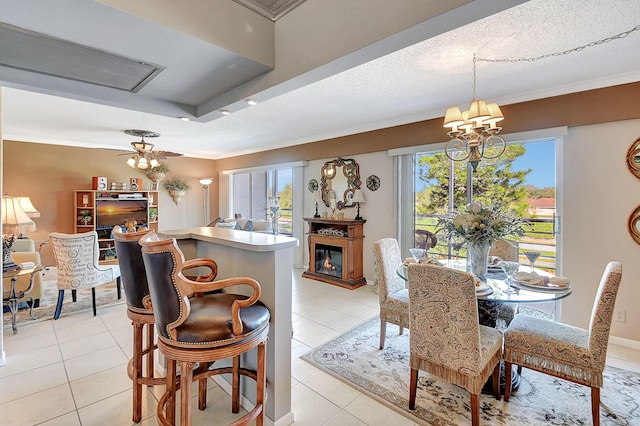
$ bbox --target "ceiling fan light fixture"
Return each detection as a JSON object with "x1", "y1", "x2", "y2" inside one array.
[
  {"x1": 127, "y1": 156, "x2": 137, "y2": 167},
  {"x1": 137, "y1": 156, "x2": 148, "y2": 169},
  {"x1": 149, "y1": 158, "x2": 159, "y2": 168}
]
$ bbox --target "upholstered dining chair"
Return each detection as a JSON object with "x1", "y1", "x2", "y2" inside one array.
[
  {"x1": 407, "y1": 263, "x2": 502, "y2": 426},
  {"x1": 373, "y1": 238, "x2": 409, "y2": 350},
  {"x1": 49, "y1": 231, "x2": 121, "y2": 320},
  {"x1": 503, "y1": 261, "x2": 622, "y2": 426},
  {"x1": 140, "y1": 231, "x2": 270, "y2": 426},
  {"x1": 489, "y1": 239, "x2": 519, "y2": 262}
]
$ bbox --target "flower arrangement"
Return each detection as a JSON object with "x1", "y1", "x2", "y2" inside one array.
[{"x1": 437, "y1": 202, "x2": 528, "y2": 247}]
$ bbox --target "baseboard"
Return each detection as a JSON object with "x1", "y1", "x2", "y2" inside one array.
[{"x1": 609, "y1": 335, "x2": 640, "y2": 350}]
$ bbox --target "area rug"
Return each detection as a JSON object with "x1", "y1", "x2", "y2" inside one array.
[
  {"x1": 3, "y1": 267, "x2": 124, "y2": 330},
  {"x1": 302, "y1": 318, "x2": 640, "y2": 425}
]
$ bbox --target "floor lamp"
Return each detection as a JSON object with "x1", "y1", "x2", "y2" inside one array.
[{"x1": 199, "y1": 178, "x2": 213, "y2": 226}]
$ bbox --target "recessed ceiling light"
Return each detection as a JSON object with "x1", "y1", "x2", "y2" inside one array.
[
  {"x1": 179, "y1": 116, "x2": 190, "y2": 121},
  {"x1": 220, "y1": 109, "x2": 231, "y2": 115},
  {"x1": 246, "y1": 99, "x2": 257, "y2": 106}
]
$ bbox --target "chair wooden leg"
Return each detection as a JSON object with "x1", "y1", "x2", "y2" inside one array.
[
  {"x1": 197, "y1": 363, "x2": 208, "y2": 411},
  {"x1": 72, "y1": 289, "x2": 77, "y2": 302},
  {"x1": 179, "y1": 361, "x2": 195, "y2": 426},
  {"x1": 145, "y1": 324, "x2": 154, "y2": 381},
  {"x1": 399, "y1": 325, "x2": 404, "y2": 335},
  {"x1": 53, "y1": 290, "x2": 64, "y2": 320},
  {"x1": 504, "y1": 361, "x2": 513, "y2": 402},
  {"x1": 256, "y1": 340, "x2": 266, "y2": 426},
  {"x1": 91, "y1": 287, "x2": 97, "y2": 316},
  {"x1": 379, "y1": 320, "x2": 387, "y2": 350},
  {"x1": 470, "y1": 393, "x2": 480, "y2": 426},
  {"x1": 232, "y1": 355, "x2": 240, "y2": 413},
  {"x1": 517, "y1": 365, "x2": 522, "y2": 375},
  {"x1": 166, "y1": 358, "x2": 177, "y2": 425},
  {"x1": 116, "y1": 277, "x2": 122, "y2": 299},
  {"x1": 132, "y1": 322, "x2": 144, "y2": 423},
  {"x1": 492, "y1": 363, "x2": 501, "y2": 400},
  {"x1": 409, "y1": 368, "x2": 418, "y2": 410},
  {"x1": 591, "y1": 386, "x2": 601, "y2": 426}
]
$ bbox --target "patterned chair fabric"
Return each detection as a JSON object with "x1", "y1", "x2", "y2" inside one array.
[
  {"x1": 489, "y1": 239, "x2": 519, "y2": 262},
  {"x1": 49, "y1": 231, "x2": 121, "y2": 319},
  {"x1": 407, "y1": 263, "x2": 502, "y2": 425},
  {"x1": 503, "y1": 261, "x2": 623, "y2": 426},
  {"x1": 373, "y1": 238, "x2": 409, "y2": 349}
]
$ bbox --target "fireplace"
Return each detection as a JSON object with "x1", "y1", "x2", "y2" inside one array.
[
  {"x1": 315, "y1": 244, "x2": 343, "y2": 278},
  {"x1": 303, "y1": 217, "x2": 366, "y2": 289}
]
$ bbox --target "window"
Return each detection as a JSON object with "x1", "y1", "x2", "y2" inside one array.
[
  {"x1": 413, "y1": 140, "x2": 558, "y2": 273},
  {"x1": 231, "y1": 167, "x2": 293, "y2": 235}
]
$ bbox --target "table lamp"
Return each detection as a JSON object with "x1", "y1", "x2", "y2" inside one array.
[
  {"x1": 17, "y1": 196, "x2": 40, "y2": 237},
  {"x1": 351, "y1": 189, "x2": 366, "y2": 220},
  {"x1": 2, "y1": 195, "x2": 34, "y2": 271}
]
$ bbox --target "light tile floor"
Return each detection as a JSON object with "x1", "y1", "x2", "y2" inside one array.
[{"x1": 2, "y1": 269, "x2": 639, "y2": 425}]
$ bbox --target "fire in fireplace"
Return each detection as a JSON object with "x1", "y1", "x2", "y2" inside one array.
[{"x1": 315, "y1": 244, "x2": 342, "y2": 278}]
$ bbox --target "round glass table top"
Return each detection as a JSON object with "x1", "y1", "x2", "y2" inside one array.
[{"x1": 396, "y1": 261, "x2": 572, "y2": 304}]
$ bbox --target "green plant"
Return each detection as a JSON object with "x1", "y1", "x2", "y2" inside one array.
[
  {"x1": 164, "y1": 177, "x2": 190, "y2": 191},
  {"x1": 143, "y1": 162, "x2": 169, "y2": 174},
  {"x1": 149, "y1": 207, "x2": 158, "y2": 216},
  {"x1": 77, "y1": 209, "x2": 92, "y2": 224},
  {"x1": 103, "y1": 247, "x2": 116, "y2": 258}
]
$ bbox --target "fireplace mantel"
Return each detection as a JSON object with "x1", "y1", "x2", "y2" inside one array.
[{"x1": 302, "y1": 217, "x2": 366, "y2": 289}]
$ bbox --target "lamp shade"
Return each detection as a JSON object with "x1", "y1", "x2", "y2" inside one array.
[
  {"x1": 351, "y1": 189, "x2": 366, "y2": 203},
  {"x1": 443, "y1": 107, "x2": 464, "y2": 128},
  {"x1": 2, "y1": 196, "x2": 35, "y2": 234},
  {"x1": 18, "y1": 196, "x2": 40, "y2": 218},
  {"x1": 313, "y1": 190, "x2": 324, "y2": 203},
  {"x1": 199, "y1": 178, "x2": 213, "y2": 186}
]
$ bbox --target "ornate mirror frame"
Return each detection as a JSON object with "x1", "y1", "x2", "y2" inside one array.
[
  {"x1": 320, "y1": 157, "x2": 361, "y2": 209},
  {"x1": 625, "y1": 136, "x2": 640, "y2": 178},
  {"x1": 628, "y1": 204, "x2": 640, "y2": 245}
]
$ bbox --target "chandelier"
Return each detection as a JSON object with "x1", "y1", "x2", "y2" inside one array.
[{"x1": 443, "y1": 54, "x2": 506, "y2": 171}]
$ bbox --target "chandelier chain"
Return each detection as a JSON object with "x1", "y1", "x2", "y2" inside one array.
[{"x1": 476, "y1": 24, "x2": 640, "y2": 64}]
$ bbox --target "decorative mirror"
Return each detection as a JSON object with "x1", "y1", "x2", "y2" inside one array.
[
  {"x1": 626, "y1": 136, "x2": 640, "y2": 178},
  {"x1": 320, "y1": 157, "x2": 361, "y2": 209},
  {"x1": 628, "y1": 204, "x2": 640, "y2": 245}
]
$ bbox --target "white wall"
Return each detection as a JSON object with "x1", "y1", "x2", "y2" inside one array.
[
  {"x1": 303, "y1": 152, "x2": 396, "y2": 283},
  {"x1": 562, "y1": 118, "x2": 640, "y2": 342}
]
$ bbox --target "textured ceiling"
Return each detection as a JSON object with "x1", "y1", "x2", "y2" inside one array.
[{"x1": 2, "y1": 0, "x2": 639, "y2": 160}]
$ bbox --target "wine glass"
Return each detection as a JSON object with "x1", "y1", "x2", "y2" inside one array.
[
  {"x1": 523, "y1": 251, "x2": 541, "y2": 273},
  {"x1": 450, "y1": 237, "x2": 464, "y2": 261},
  {"x1": 409, "y1": 248, "x2": 426, "y2": 262},
  {"x1": 499, "y1": 260, "x2": 520, "y2": 294}
]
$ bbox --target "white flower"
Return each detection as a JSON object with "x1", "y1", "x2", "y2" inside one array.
[{"x1": 466, "y1": 202, "x2": 482, "y2": 213}]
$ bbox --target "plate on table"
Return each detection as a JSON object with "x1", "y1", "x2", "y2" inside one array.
[
  {"x1": 512, "y1": 278, "x2": 570, "y2": 293},
  {"x1": 475, "y1": 280, "x2": 493, "y2": 296}
]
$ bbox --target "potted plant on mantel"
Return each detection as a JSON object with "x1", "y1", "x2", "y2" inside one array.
[{"x1": 164, "y1": 177, "x2": 190, "y2": 205}]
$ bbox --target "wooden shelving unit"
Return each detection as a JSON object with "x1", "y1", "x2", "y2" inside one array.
[{"x1": 73, "y1": 190, "x2": 159, "y2": 262}]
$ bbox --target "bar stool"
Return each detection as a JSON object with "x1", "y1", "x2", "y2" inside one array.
[
  {"x1": 113, "y1": 227, "x2": 218, "y2": 422},
  {"x1": 139, "y1": 231, "x2": 269, "y2": 426}
]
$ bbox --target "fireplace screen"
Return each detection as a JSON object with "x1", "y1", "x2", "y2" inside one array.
[{"x1": 315, "y1": 244, "x2": 342, "y2": 278}]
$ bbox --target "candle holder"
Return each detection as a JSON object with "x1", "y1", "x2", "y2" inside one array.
[{"x1": 268, "y1": 196, "x2": 281, "y2": 235}]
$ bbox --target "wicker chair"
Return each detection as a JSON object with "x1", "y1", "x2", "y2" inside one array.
[
  {"x1": 140, "y1": 231, "x2": 270, "y2": 426},
  {"x1": 407, "y1": 263, "x2": 502, "y2": 425},
  {"x1": 503, "y1": 261, "x2": 622, "y2": 426},
  {"x1": 373, "y1": 238, "x2": 409, "y2": 350},
  {"x1": 48, "y1": 231, "x2": 121, "y2": 319}
]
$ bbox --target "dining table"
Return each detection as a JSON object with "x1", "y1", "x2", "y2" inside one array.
[{"x1": 396, "y1": 259, "x2": 573, "y2": 393}]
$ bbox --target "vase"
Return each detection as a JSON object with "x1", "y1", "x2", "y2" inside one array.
[
  {"x1": 168, "y1": 189, "x2": 185, "y2": 205},
  {"x1": 467, "y1": 242, "x2": 491, "y2": 277}
]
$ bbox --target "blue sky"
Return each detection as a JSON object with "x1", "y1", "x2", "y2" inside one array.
[{"x1": 511, "y1": 141, "x2": 555, "y2": 188}]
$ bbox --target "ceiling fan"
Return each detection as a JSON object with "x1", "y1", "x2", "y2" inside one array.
[{"x1": 124, "y1": 129, "x2": 183, "y2": 169}]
